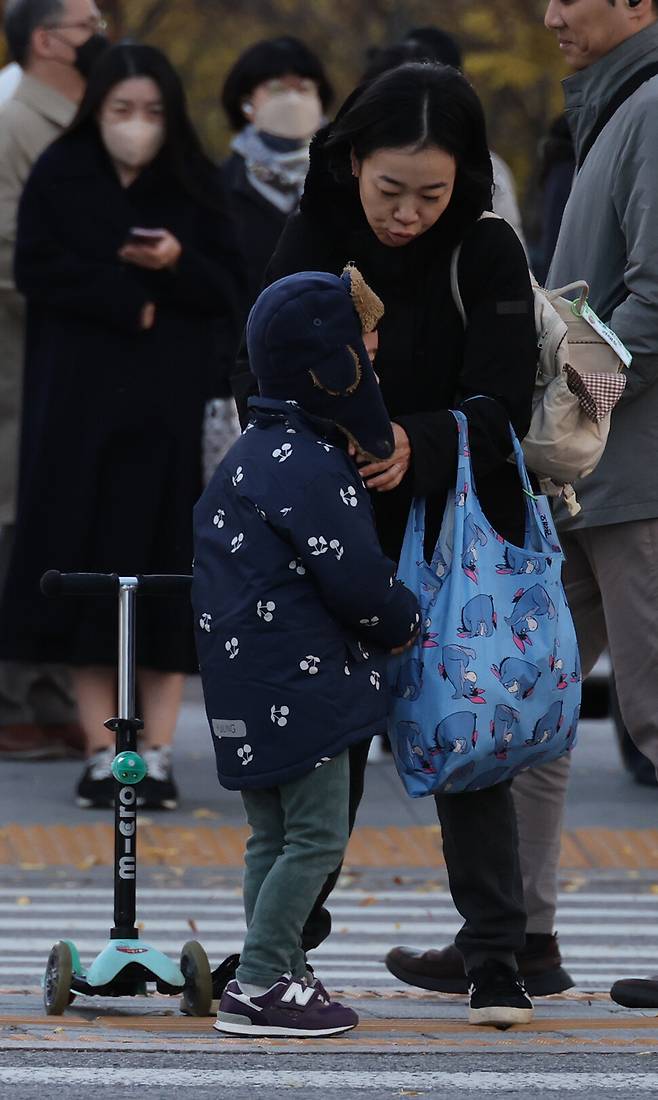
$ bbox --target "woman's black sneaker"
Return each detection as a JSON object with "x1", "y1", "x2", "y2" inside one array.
[
  {"x1": 137, "y1": 746, "x2": 178, "y2": 810},
  {"x1": 76, "y1": 747, "x2": 115, "y2": 808},
  {"x1": 468, "y1": 960, "x2": 533, "y2": 1028}
]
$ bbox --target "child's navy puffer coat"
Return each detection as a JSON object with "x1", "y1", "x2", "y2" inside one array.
[{"x1": 192, "y1": 397, "x2": 420, "y2": 790}]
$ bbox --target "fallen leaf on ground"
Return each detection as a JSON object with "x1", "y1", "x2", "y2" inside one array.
[
  {"x1": 16, "y1": 896, "x2": 31, "y2": 906},
  {"x1": 187, "y1": 918, "x2": 199, "y2": 933},
  {"x1": 192, "y1": 808, "x2": 220, "y2": 820},
  {"x1": 359, "y1": 896, "x2": 379, "y2": 907},
  {"x1": 562, "y1": 877, "x2": 586, "y2": 893},
  {"x1": 76, "y1": 855, "x2": 101, "y2": 870}
]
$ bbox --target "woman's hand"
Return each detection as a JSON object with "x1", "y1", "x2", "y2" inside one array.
[
  {"x1": 356, "y1": 422, "x2": 411, "y2": 492},
  {"x1": 119, "y1": 230, "x2": 182, "y2": 271}
]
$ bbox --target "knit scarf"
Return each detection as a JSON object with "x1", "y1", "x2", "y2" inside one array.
[{"x1": 231, "y1": 126, "x2": 310, "y2": 214}]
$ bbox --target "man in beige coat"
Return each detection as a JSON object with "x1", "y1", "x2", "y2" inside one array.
[{"x1": 0, "y1": 0, "x2": 107, "y2": 758}]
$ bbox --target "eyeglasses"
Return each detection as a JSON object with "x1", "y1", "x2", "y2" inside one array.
[{"x1": 46, "y1": 17, "x2": 108, "y2": 33}]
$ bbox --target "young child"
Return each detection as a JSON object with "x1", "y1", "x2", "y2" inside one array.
[{"x1": 192, "y1": 267, "x2": 420, "y2": 1038}]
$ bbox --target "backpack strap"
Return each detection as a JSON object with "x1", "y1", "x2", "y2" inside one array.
[
  {"x1": 450, "y1": 211, "x2": 502, "y2": 329},
  {"x1": 577, "y1": 62, "x2": 658, "y2": 171},
  {"x1": 450, "y1": 242, "x2": 467, "y2": 327}
]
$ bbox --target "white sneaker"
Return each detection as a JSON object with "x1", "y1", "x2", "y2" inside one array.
[
  {"x1": 138, "y1": 746, "x2": 178, "y2": 810},
  {"x1": 76, "y1": 747, "x2": 115, "y2": 808}
]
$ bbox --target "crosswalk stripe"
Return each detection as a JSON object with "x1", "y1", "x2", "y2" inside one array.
[
  {"x1": 3, "y1": 917, "x2": 656, "y2": 935},
  {"x1": 1, "y1": 1069, "x2": 658, "y2": 1090},
  {"x1": 1, "y1": 890, "x2": 656, "y2": 992},
  {"x1": 1, "y1": 888, "x2": 657, "y2": 903},
  {"x1": 0, "y1": 901, "x2": 656, "y2": 919},
  {"x1": 0, "y1": 938, "x2": 657, "y2": 959}
]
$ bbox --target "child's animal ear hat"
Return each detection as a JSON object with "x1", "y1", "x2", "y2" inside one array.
[{"x1": 247, "y1": 265, "x2": 394, "y2": 461}]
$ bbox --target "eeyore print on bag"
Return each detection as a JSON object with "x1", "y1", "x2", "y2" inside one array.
[{"x1": 389, "y1": 410, "x2": 581, "y2": 797}]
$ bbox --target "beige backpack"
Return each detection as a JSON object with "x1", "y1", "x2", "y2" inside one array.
[{"x1": 451, "y1": 214, "x2": 628, "y2": 516}]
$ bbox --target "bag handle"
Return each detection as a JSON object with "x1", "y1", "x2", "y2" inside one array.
[
  {"x1": 450, "y1": 408, "x2": 558, "y2": 550},
  {"x1": 545, "y1": 281, "x2": 589, "y2": 310}
]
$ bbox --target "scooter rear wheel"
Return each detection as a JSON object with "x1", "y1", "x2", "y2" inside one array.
[
  {"x1": 43, "y1": 941, "x2": 73, "y2": 1015},
  {"x1": 180, "y1": 940, "x2": 213, "y2": 1016}
]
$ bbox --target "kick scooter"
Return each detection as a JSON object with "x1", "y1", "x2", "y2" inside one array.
[{"x1": 39, "y1": 570, "x2": 212, "y2": 1017}]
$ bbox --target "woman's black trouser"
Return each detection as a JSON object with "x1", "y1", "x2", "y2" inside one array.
[{"x1": 301, "y1": 739, "x2": 527, "y2": 973}]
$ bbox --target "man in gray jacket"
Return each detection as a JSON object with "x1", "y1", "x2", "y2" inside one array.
[
  {"x1": 543, "y1": 0, "x2": 658, "y2": 1008},
  {"x1": 0, "y1": 0, "x2": 107, "y2": 759},
  {"x1": 386, "y1": 0, "x2": 658, "y2": 1002}
]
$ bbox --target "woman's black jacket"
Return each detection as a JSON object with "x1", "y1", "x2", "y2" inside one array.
[{"x1": 232, "y1": 128, "x2": 538, "y2": 562}]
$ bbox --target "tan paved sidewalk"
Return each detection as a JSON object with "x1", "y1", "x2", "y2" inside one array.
[{"x1": 2, "y1": 824, "x2": 658, "y2": 870}]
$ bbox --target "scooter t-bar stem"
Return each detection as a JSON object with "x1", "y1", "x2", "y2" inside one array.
[
  {"x1": 118, "y1": 579, "x2": 138, "y2": 721},
  {"x1": 40, "y1": 570, "x2": 193, "y2": 942},
  {"x1": 112, "y1": 579, "x2": 140, "y2": 938}
]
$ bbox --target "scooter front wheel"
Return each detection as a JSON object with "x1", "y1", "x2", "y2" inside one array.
[
  {"x1": 179, "y1": 940, "x2": 212, "y2": 1016},
  {"x1": 43, "y1": 941, "x2": 73, "y2": 1015}
]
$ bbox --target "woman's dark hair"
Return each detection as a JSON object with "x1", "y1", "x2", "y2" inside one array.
[
  {"x1": 362, "y1": 26, "x2": 463, "y2": 84},
  {"x1": 221, "y1": 35, "x2": 334, "y2": 132},
  {"x1": 325, "y1": 63, "x2": 493, "y2": 222},
  {"x1": 65, "y1": 43, "x2": 222, "y2": 211},
  {"x1": 403, "y1": 27, "x2": 463, "y2": 70}
]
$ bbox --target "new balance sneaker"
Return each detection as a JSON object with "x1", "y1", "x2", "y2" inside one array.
[
  {"x1": 76, "y1": 747, "x2": 115, "y2": 808},
  {"x1": 214, "y1": 975, "x2": 358, "y2": 1037},
  {"x1": 468, "y1": 960, "x2": 534, "y2": 1029},
  {"x1": 137, "y1": 746, "x2": 178, "y2": 810}
]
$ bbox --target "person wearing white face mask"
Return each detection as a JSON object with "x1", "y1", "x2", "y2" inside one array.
[
  {"x1": 221, "y1": 36, "x2": 334, "y2": 309},
  {"x1": 0, "y1": 44, "x2": 245, "y2": 810}
]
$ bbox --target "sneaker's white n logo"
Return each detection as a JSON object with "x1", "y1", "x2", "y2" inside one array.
[{"x1": 280, "y1": 982, "x2": 315, "y2": 1007}]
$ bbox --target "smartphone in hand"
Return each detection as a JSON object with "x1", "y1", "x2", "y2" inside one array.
[{"x1": 125, "y1": 228, "x2": 166, "y2": 246}]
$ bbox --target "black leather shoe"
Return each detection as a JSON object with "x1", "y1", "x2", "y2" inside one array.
[
  {"x1": 386, "y1": 933, "x2": 574, "y2": 997},
  {"x1": 610, "y1": 976, "x2": 658, "y2": 1008}
]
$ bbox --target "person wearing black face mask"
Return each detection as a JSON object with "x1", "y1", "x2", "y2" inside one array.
[
  {"x1": 53, "y1": 26, "x2": 109, "y2": 78},
  {"x1": 0, "y1": 0, "x2": 109, "y2": 763}
]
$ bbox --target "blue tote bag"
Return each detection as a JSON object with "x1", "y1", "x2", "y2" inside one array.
[{"x1": 389, "y1": 410, "x2": 581, "y2": 797}]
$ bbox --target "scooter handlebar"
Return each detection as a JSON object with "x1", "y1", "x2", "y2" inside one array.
[
  {"x1": 40, "y1": 570, "x2": 120, "y2": 596},
  {"x1": 41, "y1": 571, "x2": 192, "y2": 597},
  {"x1": 137, "y1": 575, "x2": 192, "y2": 595}
]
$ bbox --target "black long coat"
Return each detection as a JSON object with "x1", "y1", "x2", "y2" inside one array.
[
  {"x1": 232, "y1": 124, "x2": 538, "y2": 564},
  {"x1": 221, "y1": 151, "x2": 288, "y2": 311},
  {"x1": 0, "y1": 130, "x2": 245, "y2": 670}
]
